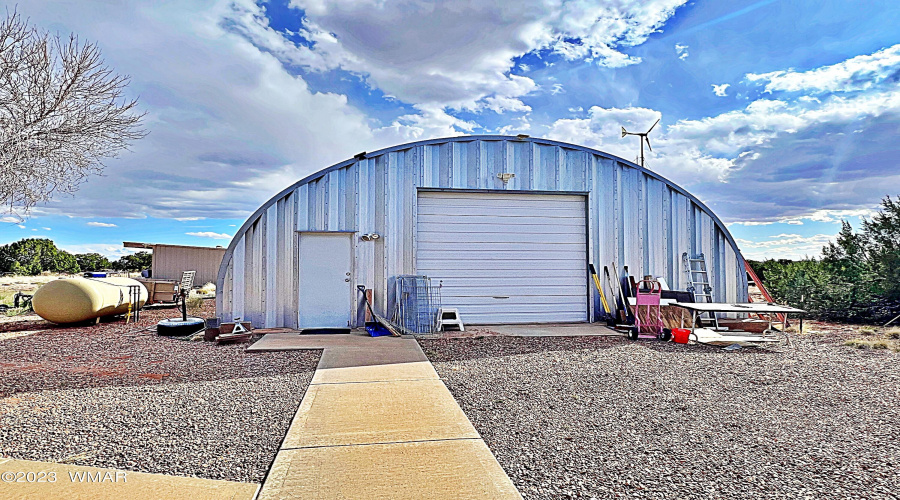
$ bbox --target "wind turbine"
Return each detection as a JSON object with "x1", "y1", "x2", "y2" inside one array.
[{"x1": 621, "y1": 118, "x2": 660, "y2": 168}]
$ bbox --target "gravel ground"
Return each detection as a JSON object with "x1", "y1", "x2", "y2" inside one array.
[
  {"x1": 421, "y1": 329, "x2": 900, "y2": 499},
  {"x1": 0, "y1": 301, "x2": 320, "y2": 483}
]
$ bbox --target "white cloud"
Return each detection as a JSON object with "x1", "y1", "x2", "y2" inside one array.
[
  {"x1": 273, "y1": 0, "x2": 688, "y2": 111},
  {"x1": 14, "y1": 0, "x2": 691, "y2": 222},
  {"x1": 543, "y1": 43, "x2": 900, "y2": 222},
  {"x1": 728, "y1": 221, "x2": 774, "y2": 226},
  {"x1": 1, "y1": 216, "x2": 20, "y2": 223},
  {"x1": 746, "y1": 44, "x2": 900, "y2": 94},
  {"x1": 497, "y1": 116, "x2": 532, "y2": 135},
  {"x1": 186, "y1": 231, "x2": 232, "y2": 239},
  {"x1": 375, "y1": 104, "x2": 476, "y2": 142},
  {"x1": 17, "y1": 0, "x2": 460, "y2": 221},
  {"x1": 675, "y1": 43, "x2": 689, "y2": 60},
  {"x1": 712, "y1": 83, "x2": 729, "y2": 97},
  {"x1": 483, "y1": 96, "x2": 532, "y2": 114},
  {"x1": 724, "y1": 208, "x2": 881, "y2": 227},
  {"x1": 87, "y1": 222, "x2": 117, "y2": 228},
  {"x1": 546, "y1": 105, "x2": 662, "y2": 160},
  {"x1": 174, "y1": 217, "x2": 205, "y2": 221},
  {"x1": 736, "y1": 233, "x2": 835, "y2": 260},
  {"x1": 804, "y1": 208, "x2": 879, "y2": 223},
  {"x1": 42, "y1": 227, "x2": 51, "y2": 231},
  {"x1": 60, "y1": 244, "x2": 135, "y2": 259}
]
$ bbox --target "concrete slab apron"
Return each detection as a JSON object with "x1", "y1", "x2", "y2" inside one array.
[{"x1": 256, "y1": 334, "x2": 521, "y2": 499}]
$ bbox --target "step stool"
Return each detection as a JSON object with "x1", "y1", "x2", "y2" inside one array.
[{"x1": 437, "y1": 308, "x2": 464, "y2": 332}]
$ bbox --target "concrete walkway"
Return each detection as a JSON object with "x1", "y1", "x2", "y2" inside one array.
[
  {"x1": 0, "y1": 458, "x2": 257, "y2": 500},
  {"x1": 249, "y1": 332, "x2": 521, "y2": 499}
]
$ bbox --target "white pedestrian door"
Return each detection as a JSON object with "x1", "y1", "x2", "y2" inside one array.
[
  {"x1": 417, "y1": 191, "x2": 587, "y2": 324},
  {"x1": 298, "y1": 233, "x2": 352, "y2": 328}
]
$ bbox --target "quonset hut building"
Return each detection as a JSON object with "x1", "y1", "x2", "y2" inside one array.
[{"x1": 216, "y1": 136, "x2": 748, "y2": 329}]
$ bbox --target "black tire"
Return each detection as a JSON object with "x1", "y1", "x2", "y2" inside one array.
[
  {"x1": 627, "y1": 327, "x2": 639, "y2": 340},
  {"x1": 157, "y1": 317, "x2": 205, "y2": 337},
  {"x1": 659, "y1": 328, "x2": 673, "y2": 341}
]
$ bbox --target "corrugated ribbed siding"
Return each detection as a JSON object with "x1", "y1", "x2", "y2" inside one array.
[{"x1": 217, "y1": 137, "x2": 747, "y2": 328}]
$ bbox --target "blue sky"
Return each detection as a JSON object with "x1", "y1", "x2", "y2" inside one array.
[{"x1": 2, "y1": 0, "x2": 899, "y2": 260}]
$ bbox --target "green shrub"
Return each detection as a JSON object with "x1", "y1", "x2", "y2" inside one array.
[
  {"x1": 0, "y1": 238, "x2": 79, "y2": 275},
  {"x1": 749, "y1": 196, "x2": 900, "y2": 323}
]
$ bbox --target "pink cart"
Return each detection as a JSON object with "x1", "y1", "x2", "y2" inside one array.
[{"x1": 628, "y1": 279, "x2": 672, "y2": 341}]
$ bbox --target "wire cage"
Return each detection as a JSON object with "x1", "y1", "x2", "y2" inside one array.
[{"x1": 393, "y1": 275, "x2": 442, "y2": 335}]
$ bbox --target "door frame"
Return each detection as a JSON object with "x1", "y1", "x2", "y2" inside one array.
[
  {"x1": 414, "y1": 189, "x2": 590, "y2": 324},
  {"x1": 296, "y1": 231, "x2": 356, "y2": 328}
]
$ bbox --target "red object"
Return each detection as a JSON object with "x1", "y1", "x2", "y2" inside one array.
[
  {"x1": 672, "y1": 328, "x2": 691, "y2": 344},
  {"x1": 745, "y1": 261, "x2": 787, "y2": 326}
]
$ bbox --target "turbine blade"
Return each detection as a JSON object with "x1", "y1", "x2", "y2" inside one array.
[
  {"x1": 645, "y1": 136, "x2": 652, "y2": 152},
  {"x1": 647, "y1": 118, "x2": 660, "y2": 133},
  {"x1": 621, "y1": 126, "x2": 627, "y2": 138}
]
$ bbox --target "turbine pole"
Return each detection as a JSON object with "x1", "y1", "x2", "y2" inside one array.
[{"x1": 621, "y1": 118, "x2": 660, "y2": 169}]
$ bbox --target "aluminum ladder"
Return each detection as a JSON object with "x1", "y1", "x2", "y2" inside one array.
[{"x1": 682, "y1": 253, "x2": 720, "y2": 330}]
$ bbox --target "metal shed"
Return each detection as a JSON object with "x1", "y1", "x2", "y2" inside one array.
[
  {"x1": 216, "y1": 135, "x2": 748, "y2": 328},
  {"x1": 125, "y1": 242, "x2": 225, "y2": 286}
]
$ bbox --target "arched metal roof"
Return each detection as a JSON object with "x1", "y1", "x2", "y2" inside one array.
[{"x1": 217, "y1": 135, "x2": 743, "y2": 289}]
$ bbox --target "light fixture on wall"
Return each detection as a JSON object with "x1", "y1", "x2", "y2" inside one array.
[
  {"x1": 497, "y1": 173, "x2": 515, "y2": 184},
  {"x1": 360, "y1": 233, "x2": 381, "y2": 241}
]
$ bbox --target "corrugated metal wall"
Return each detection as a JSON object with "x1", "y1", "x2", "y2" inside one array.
[
  {"x1": 151, "y1": 245, "x2": 225, "y2": 286},
  {"x1": 217, "y1": 136, "x2": 748, "y2": 328}
]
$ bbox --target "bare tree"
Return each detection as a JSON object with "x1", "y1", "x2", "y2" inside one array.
[{"x1": 0, "y1": 11, "x2": 145, "y2": 219}]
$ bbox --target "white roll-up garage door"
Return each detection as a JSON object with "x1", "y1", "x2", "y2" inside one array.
[{"x1": 416, "y1": 191, "x2": 588, "y2": 324}]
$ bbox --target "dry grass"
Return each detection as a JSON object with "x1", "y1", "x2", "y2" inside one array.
[
  {"x1": 185, "y1": 296, "x2": 204, "y2": 315},
  {"x1": 886, "y1": 327, "x2": 900, "y2": 340},
  {"x1": 844, "y1": 339, "x2": 890, "y2": 350},
  {"x1": 785, "y1": 323, "x2": 809, "y2": 334},
  {"x1": 858, "y1": 326, "x2": 877, "y2": 336},
  {"x1": 0, "y1": 274, "x2": 62, "y2": 307},
  {"x1": 844, "y1": 326, "x2": 900, "y2": 351}
]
